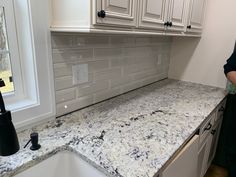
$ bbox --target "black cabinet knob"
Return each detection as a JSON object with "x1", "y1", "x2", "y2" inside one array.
[
  {"x1": 98, "y1": 10, "x2": 106, "y2": 18},
  {"x1": 164, "y1": 22, "x2": 168, "y2": 26},
  {"x1": 187, "y1": 25, "x2": 192, "y2": 29},
  {"x1": 164, "y1": 22, "x2": 173, "y2": 27}
]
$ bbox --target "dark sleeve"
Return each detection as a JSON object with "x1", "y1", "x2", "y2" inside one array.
[{"x1": 224, "y1": 51, "x2": 236, "y2": 75}]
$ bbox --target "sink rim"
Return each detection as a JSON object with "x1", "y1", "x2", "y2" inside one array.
[{"x1": 10, "y1": 147, "x2": 111, "y2": 177}]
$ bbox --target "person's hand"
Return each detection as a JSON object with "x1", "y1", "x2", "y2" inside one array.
[{"x1": 227, "y1": 71, "x2": 236, "y2": 85}]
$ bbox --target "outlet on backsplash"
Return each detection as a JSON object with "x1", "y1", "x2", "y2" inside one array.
[
  {"x1": 72, "y1": 64, "x2": 89, "y2": 85},
  {"x1": 52, "y1": 33, "x2": 172, "y2": 116}
]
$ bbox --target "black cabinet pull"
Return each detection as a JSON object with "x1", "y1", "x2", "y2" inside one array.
[
  {"x1": 204, "y1": 123, "x2": 212, "y2": 131},
  {"x1": 218, "y1": 106, "x2": 225, "y2": 112},
  {"x1": 211, "y1": 129, "x2": 217, "y2": 135},
  {"x1": 98, "y1": 10, "x2": 106, "y2": 18},
  {"x1": 187, "y1": 25, "x2": 191, "y2": 29},
  {"x1": 169, "y1": 22, "x2": 172, "y2": 27}
]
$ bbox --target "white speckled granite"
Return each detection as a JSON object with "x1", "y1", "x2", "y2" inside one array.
[{"x1": 0, "y1": 79, "x2": 226, "y2": 177}]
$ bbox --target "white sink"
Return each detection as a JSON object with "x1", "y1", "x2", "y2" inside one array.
[{"x1": 14, "y1": 151, "x2": 108, "y2": 177}]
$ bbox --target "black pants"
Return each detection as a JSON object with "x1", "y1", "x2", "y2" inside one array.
[{"x1": 214, "y1": 94, "x2": 236, "y2": 177}]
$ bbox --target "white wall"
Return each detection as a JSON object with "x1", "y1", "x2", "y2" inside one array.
[{"x1": 168, "y1": 0, "x2": 236, "y2": 88}]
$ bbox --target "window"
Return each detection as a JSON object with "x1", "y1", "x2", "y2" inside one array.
[
  {"x1": 0, "y1": 0, "x2": 24, "y2": 101},
  {"x1": 0, "y1": 7, "x2": 14, "y2": 93},
  {"x1": 0, "y1": 0, "x2": 55, "y2": 129}
]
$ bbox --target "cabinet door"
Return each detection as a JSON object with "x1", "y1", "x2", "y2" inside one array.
[
  {"x1": 198, "y1": 134, "x2": 213, "y2": 177},
  {"x1": 95, "y1": 0, "x2": 137, "y2": 27},
  {"x1": 187, "y1": 0, "x2": 206, "y2": 33},
  {"x1": 207, "y1": 120, "x2": 222, "y2": 167},
  {"x1": 138, "y1": 0, "x2": 168, "y2": 30},
  {"x1": 161, "y1": 135, "x2": 199, "y2": 177},
  {"x1": 167, "y1": 0, "x2": 187, "y2": 32}
]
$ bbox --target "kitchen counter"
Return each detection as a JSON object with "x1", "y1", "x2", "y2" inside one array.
[{"x1": 0, "y1": 79, "x2": 226, "y2": 177}]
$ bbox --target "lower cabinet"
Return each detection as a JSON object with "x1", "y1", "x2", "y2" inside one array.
[
  {"x1": 160, "y1": 99, "x2": 226, "y2": 177},
  {"x1": 160, "y1": 135, "x2": 199, "y2": 177},
  {"x1": 198, "y1": 100, "x2": 225, "y2": 177}
]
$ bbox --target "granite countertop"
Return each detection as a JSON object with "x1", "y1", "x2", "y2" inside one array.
[{"x1": 0, "y1": 79, "x2": 226, "y2": 177}]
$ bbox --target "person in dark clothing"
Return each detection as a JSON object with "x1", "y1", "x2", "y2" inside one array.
[{"x1": 214, "y1": 50, "x2": 236, "y2": 177}]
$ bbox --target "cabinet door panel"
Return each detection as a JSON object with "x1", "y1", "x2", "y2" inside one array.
[
  {"x1": 96, "y1": 0, "x2": 136, "y2": 27},
  {"x1": 187, "y1": 0, "x2": 206, "y2": 32},
  {"x1": 168, "y1": 0, "x2": 187, "y2": 31},
  {"x1": 138, "y1": 0, "x2": 168, "y2": 30}
]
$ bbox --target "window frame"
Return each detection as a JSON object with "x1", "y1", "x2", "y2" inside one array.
[
  {"x1": 1, "y1": 0, "x2": 55, "y2": 129},
  {"x1": 0, "y1": 0, "x2": 25, "y2": 102}
]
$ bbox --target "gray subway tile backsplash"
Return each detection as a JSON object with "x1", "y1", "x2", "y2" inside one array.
[{"x1": 52, "y1": 33, "x2": 172, "y2": 116}]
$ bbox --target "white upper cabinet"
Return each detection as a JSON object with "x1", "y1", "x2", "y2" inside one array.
[
  {"x1": 167, "y1": 0, "x2": 187, "y2": 32},
  {"x1": 50, "y1": 0, "x2": 207, "y2": 36},
  {"x1": 138, "y1": 0, "x2": 167, "y2": 30},
  {"x1": 95, "y1": 0, "x2": 137, "y2": 27},
  {"x1": 138, "y1": 0, "x2": 188, "y2": 32},
  {"x1": 186, "y1": 0, "x2": 207, "y2": 33}
]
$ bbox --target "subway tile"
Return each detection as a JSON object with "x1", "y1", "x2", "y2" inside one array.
[
  {"x1": 110, "y1": 58, "x2": 126, "y2": 67},
  {"x1": 123, "y1": 47, "x2": 152, "y2": 57},
  {"x1": 135, "y1": 37, "x2": 152, "y2": 46},
  {"x1": 160, "y1": 43, "x2": 171, "y2": 52},
  {"x1": 94, "y1": 87, "x2": 122, "y2": 103},
  {"x1": 122, "y1": 81, "x2": 143, "y2": 93},
  {"x1": 109, "y1": 36, "x2": 135, "y2": 47},
  {"x1": 110, "y1": 75, "x2": 134, "y2": 88},
  {"x1": 88, "y1": 60, "x2": 109, "y2": 72},
  {"x1": 123, "y1": 61, "x2": 156, "y2": 75},
  {"x1": 52, "y1": 49, "x2": 93, "y2": 63},
  {"x1": 51, "y1": 34, "x2": 74, "y2": 49},
  {"x1": 151, "y1": 37, "x2": 172, "y2": 44},
  {"x1": 141, "y1": 74, "x2": 167, "y2": 86},
  {"x1": 54, "y1": 63, "x2": 72, "y2": 78},
  {"x1": 94, "y1": 48, "x2": 123, "y2": 60},
  {"x1": 132, "y1": 69, "x2": 159, "y2": 80},
  {"x1": 77, "y1": 81, "x2": 109, "y2": 97},
  {"x1": 56, "y1": 88, "x2": 76, "y2": 104},
  {"x1": 94, "y1": 68, "x2": 122, "y2": 81},
  {"x1": 55, "y1": 76, "x2": 73, "y2": 91},
  {"x1": 56, "y1": 95, "x2": 93, "y2": 117},
  {"x1": 74, "y1": 35, "x2": 110, "y2": 48}
]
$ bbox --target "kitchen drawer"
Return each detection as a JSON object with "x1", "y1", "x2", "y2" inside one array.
[{"x1": 199, "y1": 112, "x2": 216, "y2": 147}]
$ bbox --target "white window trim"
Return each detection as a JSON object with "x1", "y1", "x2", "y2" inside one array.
[
  {"x1": 3, "y1": 0, "x2": 55, "y2": 129},
  {"x1": 0, "y1": 0, "x2": 25, "y2": 103}
]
